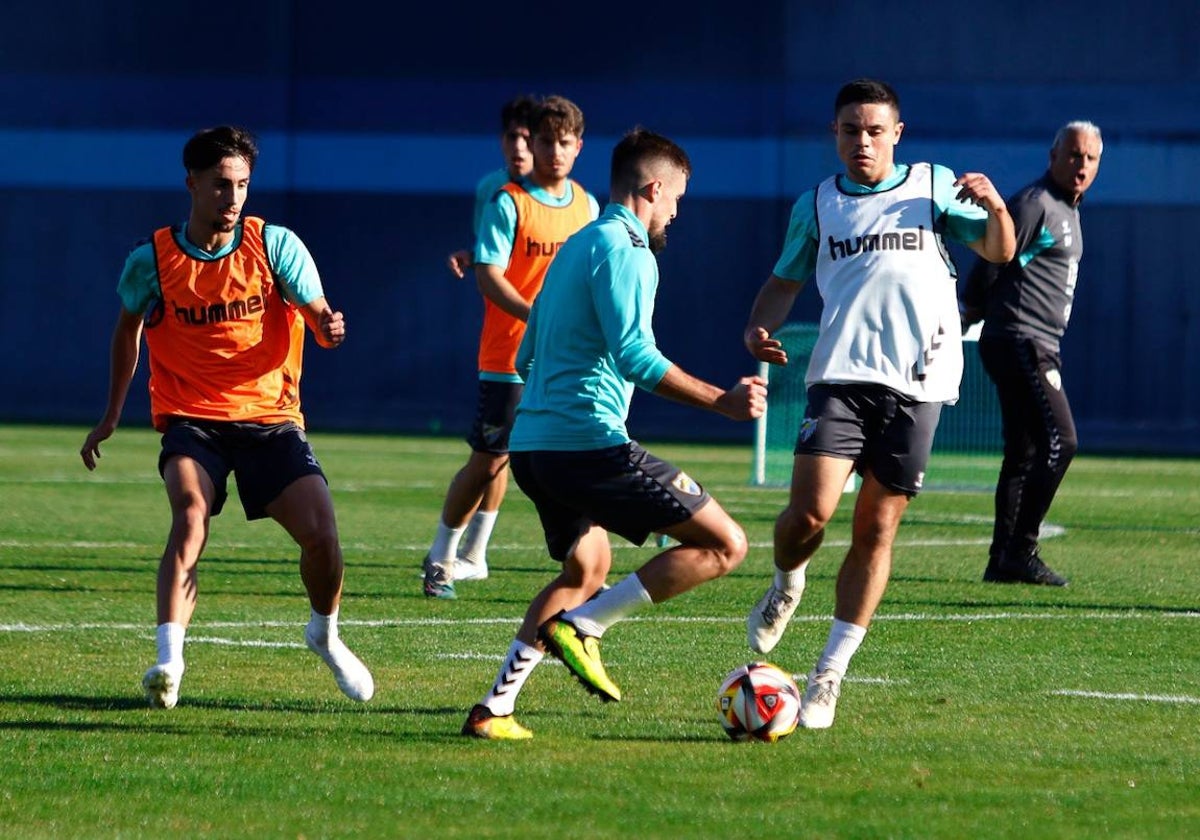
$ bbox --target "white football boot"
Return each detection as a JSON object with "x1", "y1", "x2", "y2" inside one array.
[
  {"x1": 747, "y1": 582, "x2": 803, "y2": 654},
  {"x1": 798, "y1": 669, "x2": 842, "y2": 729},
  {"x1": 142, "y1": 663, "x2": 183, "y2": 709}
]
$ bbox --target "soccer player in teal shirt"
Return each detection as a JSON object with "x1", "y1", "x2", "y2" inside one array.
[{"x1": 461, "y1": 128, "x2": 767, "y2": 739}]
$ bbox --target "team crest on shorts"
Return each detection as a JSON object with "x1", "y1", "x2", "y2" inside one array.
[
  {"x1": 671, "y1": 471, "x2": 702, "y2": 496},
  {"x1": 798, "y1": 417, "x2": 819, "y2": 443},
  {"x1": 481, "y1": 423, "x2": 506, "y2": 445}
]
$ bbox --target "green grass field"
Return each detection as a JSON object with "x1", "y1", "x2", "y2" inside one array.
[{"x1": 1, "y1": 424, "x2": 1197, "y2": 839}]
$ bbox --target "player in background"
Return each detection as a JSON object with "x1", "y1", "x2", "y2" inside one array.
[
  {"x1": 440, "y1": 95, "x2": 538, "y2": 582},
  {"x1": 462, "y1": 127, "x2": 766, "y2": 739},
  {"x1": 742, "y1": 79, "x2": 1015, "y2": 729},
  {"x1": 960, "y1": 121, "x2": 1103, "y2": 587},
  {"x1": 445, "y1": 95, "x2": 537, "y2": 279},
  {"x1": 422, "y1": 95, "x2": 599, "y2": 598},
  {"x1": 80, "y1": 126, "x2": 373, "y2": 709}
]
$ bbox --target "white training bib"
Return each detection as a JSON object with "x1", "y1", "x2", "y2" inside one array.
[{"x1": 808, "y1": 162, "x2": 963, "y2": 403}]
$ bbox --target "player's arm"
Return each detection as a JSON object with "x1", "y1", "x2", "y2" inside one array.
[
  {"x1": 298, "y1": 297, "x2": 345, "y2": 349},
  {"x1": 473, "y1": 191, "x2": 530, "y2": 319},
  {"x1": 595, "y1": 250, "x2": 766, "y2": 422},
  {"x1": 744, "y1": 190, "x2": 817, "y2": 365},
  {"x1": 953, "y1": 172, "x2": 1016, "y2": 263},
  {"x1": 80, "y1": 307, "x2": 144, "y2": 470},
  {"x1": 475, "y1": 262, "x2": 531, "y2": 322},
  {"x1": 265, "y1": 225, "x2": 344, "y2": 348},
  {"x1": 653, "y1": 366, "x2": 767, "y2": 422},
  {"x1": 744, "y1": 274, "x2": 803, "y2": 366}
]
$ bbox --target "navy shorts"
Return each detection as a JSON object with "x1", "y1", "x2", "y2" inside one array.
[
  {"x1": 510, "y1": 442, "x2": 711, "y2": 562},
  {"x1": 466, "y1": 380, "x2": 523, "y2": 454},
  {"x1": 158, "y1": 419, "x2": 327, "y2": 520},
  {"x1": 796, "y1": 384, "x2": 943, "y2": 495}
]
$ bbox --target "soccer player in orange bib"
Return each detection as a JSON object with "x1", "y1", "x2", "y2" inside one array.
[
  {"x1": 421, "y1": 95, "x2": 599, "y2": 598},
  {"x1": 80, "y1": 126, "x2": 373, "y2": 709}
]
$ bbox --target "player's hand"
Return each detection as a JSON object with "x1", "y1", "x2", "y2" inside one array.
[
  {"x1": 717, "y1": 375, "x2": 768, "y2": 421},
  {"x1": 447, "y1": 249, "x2": 473, "y2": 278},
  {"x1": 744, "y1": 326, "x2": 787, "y2": 366},
  {"x1": 953, "y1": 172, "x2": 1005, "y2": 214},
  {"x1": 319, "y1": 309, "x2": 346, "y2": 347},
  {"x1": 80, "y1": 422, "x2": 116, "y2": 471}
]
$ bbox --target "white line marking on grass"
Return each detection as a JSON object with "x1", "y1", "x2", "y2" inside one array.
[
  {"x1": 187, "y1": 636, "x2": 305, "y2": 649},
  {"x1": 5, "y1": 611, "x2": 1198, "y2": 635},
  {"x1": 0, "y1": 540, "x2": 147, "y2": 549},
  {"x1": 1053, "y1": 689, "x2": 1200, "y2": 705}
]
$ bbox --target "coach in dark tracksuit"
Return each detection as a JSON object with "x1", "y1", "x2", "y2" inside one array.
[{"x1": 960, "y1": 121, "x2": 1103, "y2": 586}]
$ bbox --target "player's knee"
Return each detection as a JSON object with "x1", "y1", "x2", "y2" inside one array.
[
  {"x1": 562, "y1": 554, "x2": 610, "y2": 592},
  {"x1": 169, "y1": 493, "x2": 209, "y2": 541},
  {"x1": 466, "y1": 452, "x2": 509, "y2": 483},
  {"x1": 712, "y1": 522, "x2": 749, "y2": 575},
  {"x1": 777, "y1": 505, "x2": 826, "y2": 545},
  {"x1": 295, "y1": 522, "x2": 340, "y2": 563}
]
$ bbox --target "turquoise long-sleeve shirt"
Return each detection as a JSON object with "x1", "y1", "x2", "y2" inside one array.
[{"x1": 510, "y1": 203, "x2": 672, "y2": 451}]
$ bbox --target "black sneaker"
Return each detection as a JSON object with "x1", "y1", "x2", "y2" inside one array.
[{"x1": 984, "y1": 551, "x2": 1068, "y2": 587}]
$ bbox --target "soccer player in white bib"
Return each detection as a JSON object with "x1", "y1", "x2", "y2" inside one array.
[{"x1": 742, "y1": 79, "x2": 1016, "y2": 729}]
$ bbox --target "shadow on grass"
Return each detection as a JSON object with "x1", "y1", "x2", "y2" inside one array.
[
  {"x1": 890, "y1": 595, "x2": 1196, "y2": 614},
  {"x1": 0, "y1": 695, "x2": 732, "y2": 744},
  {"x1": 594, "y1": 733, "x2": 728, "y2": 743}
]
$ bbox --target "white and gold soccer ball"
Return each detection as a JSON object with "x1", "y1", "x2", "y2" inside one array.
[{"x1": 716, "y1": 661, "x2": 801, "y2": 742}]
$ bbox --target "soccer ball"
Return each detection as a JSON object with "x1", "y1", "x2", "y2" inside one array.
[{"x1": 716, "y1": 661, "x2": 801, "y2": 742}]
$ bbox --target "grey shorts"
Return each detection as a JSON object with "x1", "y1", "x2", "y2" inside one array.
[
  {"x1": 159, "y1": 419, "x2": 326, "y2": 520},
  {"x1": 510, "y1": 442, "x2": 711, "y2": 562},
  {"x1": 796, "y1": 384, "x2": 943, "y2": 495}
]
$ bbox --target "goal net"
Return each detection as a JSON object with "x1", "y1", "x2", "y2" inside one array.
[{"x1": 750, "y1": 322, "x2": 1003, "y2": 490}]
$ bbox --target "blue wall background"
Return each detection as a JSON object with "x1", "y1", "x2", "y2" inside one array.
[{"x1": 3, "y1": 1, "x2": 1198, "y2": 453}]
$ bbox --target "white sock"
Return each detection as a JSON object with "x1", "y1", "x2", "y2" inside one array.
[
  {"x1": 564, "y1": 573, "x2": 653, "y2": 637},
  {"x1": 428, "y1": 520, "x2": 465, "y2": 567},
  {"x1": 482, "y1": 639, "x2": 543, "y2": 716},
  {"x1": 459, "y1": 510, "x2": 498, "y2": 564},
  {"x1": 306, "y1": 607, "x2": 338, "y2": 645},
  {"x1": 156, "y1": 622, "x2": 186, "y2": 672},
  {"x1": 775, "y1": 564, "x2": 806, "y2": 594},
  {"x1": 815, "y1": 619, "x2": 867, "y2": 678}
]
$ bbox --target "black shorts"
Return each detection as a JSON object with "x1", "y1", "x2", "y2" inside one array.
[
  {"x1": 796, "y1": 384, "x2": 943, "y2": 495},
  {"x1": 510, "y1": 442, "x2": 711, "y2": 562},
  {"x1": 466, "y1": 380, "x2": 523, "y2": 454},
  {"x1": 158, "y1": 419, "x2": 327, "y2": 520}
]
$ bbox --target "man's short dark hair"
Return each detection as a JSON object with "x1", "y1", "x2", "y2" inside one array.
[
  {"x1": 182, "y1": 126, "x2": 259, "y2": 173},
  {"x1": 500, "y1": 95, "x2": 540, "y2": 131},
  {"x1": 610, "y1": 127, "x2": 691, "y2": 195},
  {"x1": 833, "y1": 78, "x2": 900, "y2": 117}
]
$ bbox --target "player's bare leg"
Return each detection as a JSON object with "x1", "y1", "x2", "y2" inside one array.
[
  {"x1": 271, "y1": 475, "x2": 373, "y2": 702},
  {"x1": 144, "y1": 456, "x2": 215, "y2": 709}
]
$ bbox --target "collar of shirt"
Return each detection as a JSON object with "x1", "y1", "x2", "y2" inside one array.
[
  {"x1": 603, "y1": 202, "x2": 649, "y2": 243},
  {"x1": 837, "y1": 163, "x2": 910, "y2": 194}
]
